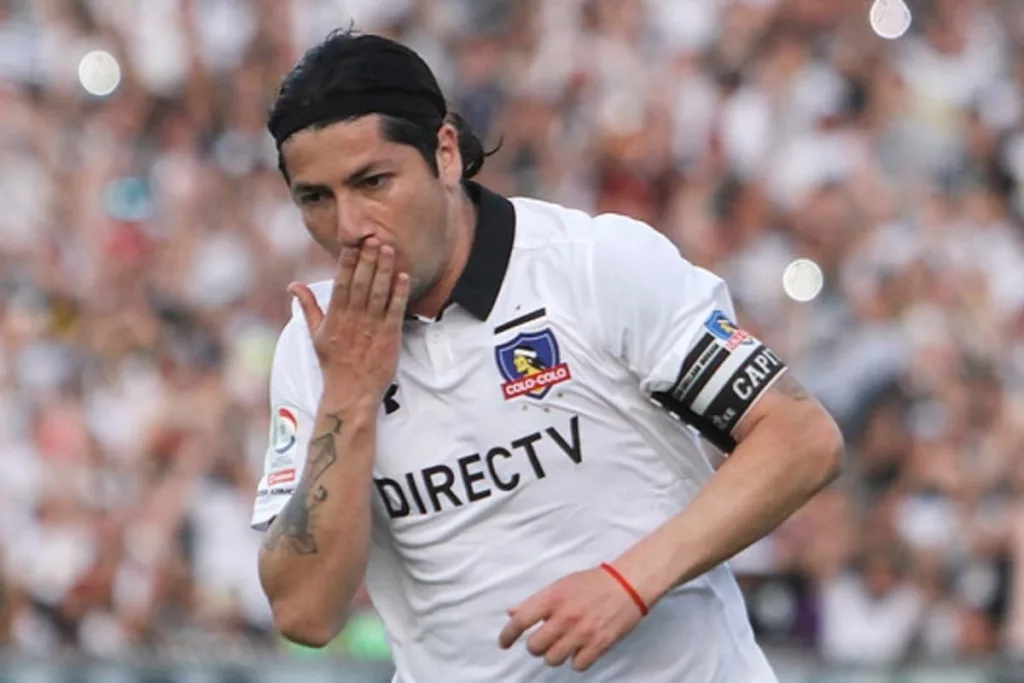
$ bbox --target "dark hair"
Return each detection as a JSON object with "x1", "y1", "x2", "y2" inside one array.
[
  {"x1": 268, "y1": 28, "x2": 492, "y2": 183},
  {"x1": 384, "y1": 110, "x2": 489, "y2": 180}
]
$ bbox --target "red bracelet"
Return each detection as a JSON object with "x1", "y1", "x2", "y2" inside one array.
[{"x1": 600, "y1": 562, "x2": 649, "y2": 617}]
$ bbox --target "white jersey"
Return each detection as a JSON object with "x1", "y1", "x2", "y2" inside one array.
[{"x1": 252, "y1": 183, "x2": 782, "y2": 683}]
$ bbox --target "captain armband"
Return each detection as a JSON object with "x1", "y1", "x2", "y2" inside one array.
[{"x1": 650, "y1": 310, "x2": 787, "y2": 453}]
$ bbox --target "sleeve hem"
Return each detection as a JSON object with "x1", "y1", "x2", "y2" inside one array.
[{"x1": 250, "y1": 500, "x2": 288, "y2": 532}]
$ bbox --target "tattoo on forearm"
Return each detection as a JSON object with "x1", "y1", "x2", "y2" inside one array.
[
  {"x1": 262, "y1": 413, "x2": 343, "y2": 555},
  {"x1": 774, "y1": 374, "x2": 810, "y2": 401}
]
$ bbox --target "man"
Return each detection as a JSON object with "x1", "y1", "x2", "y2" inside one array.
[
  {"x1": 512, "y1": 345, "x2": 547, "y2": 375},
  {"x1": 252, "y1": 29, "x2": 844, "y2": 683}
]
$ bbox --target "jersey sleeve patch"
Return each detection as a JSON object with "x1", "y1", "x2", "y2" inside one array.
[
  {"x1": 651, "y1": 310, "x2": 787, "y2": 452},
  {"x1": 254, "y1": 405, "x2": 303, "y2": 518},
  {"x1": 271, "y1": 405, "x2": 300, "y2": 456},
  {"x1": 266, "y1": 406, "x2": 302, "y2": 484}
]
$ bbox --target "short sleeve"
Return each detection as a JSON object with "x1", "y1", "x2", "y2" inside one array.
[
  {"x1": 589, "y1": 215, "x2": 788, "y2": 453},
  {"x1": 250, "y1": 314, "x2": 319, "y2": 531}
]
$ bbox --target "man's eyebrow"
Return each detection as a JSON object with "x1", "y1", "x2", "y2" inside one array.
[
  {"x1": 291, "y1": 163, "x2": 385, "y2": 196},
  {"x1": 345, "y1": 162, "x2": 383, "y2": 185},
  {"x1": 291, "y1": 181, "x2": 328, "y2": 196}
]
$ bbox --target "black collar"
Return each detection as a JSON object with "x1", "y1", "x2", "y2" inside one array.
[{"x1": 446, "y1": 181, "x2": 515, "y2": 321}]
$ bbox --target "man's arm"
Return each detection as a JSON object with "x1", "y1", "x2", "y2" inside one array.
[
  {"x1": 255, "y1": 241, "x2": 409, "y2": 648},
  {"x1": 587, "y1": 215, "x2": 843, "y2": 599},
  {"x1": 257, "y1": 396, "x2": 378, "y2": 647},
  {"x1": 612, "y1": 371, "x2": 844, "y2": 604},
  {"x1": 499, "y1": 214, "x2": 842, "y2": 672}
]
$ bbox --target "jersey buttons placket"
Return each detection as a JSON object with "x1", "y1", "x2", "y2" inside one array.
[{"x1": 424, "y1": 324, "x2": 451, "y2": 375}]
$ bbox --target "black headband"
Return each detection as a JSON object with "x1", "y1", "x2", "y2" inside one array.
[{"x1": 269, "y1": 87, "x2": 447, "y2": 147}]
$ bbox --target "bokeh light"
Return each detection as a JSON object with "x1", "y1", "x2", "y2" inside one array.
[
  {"x1": 782, "y1": 258, "x2": 824, "y2": 302},
  {"x1": 78, "y1": 50, "x2": 121, "y2": 96},
  {"x1": 869, "y1": 0, "x2": 913, "y2": 39}
]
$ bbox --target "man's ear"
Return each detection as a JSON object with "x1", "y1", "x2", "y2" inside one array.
[{"x1": 436, "y1": 122, "x2": 463, "y2": 188}]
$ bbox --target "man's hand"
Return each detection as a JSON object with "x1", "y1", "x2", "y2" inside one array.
[
  {"x1": 498, "y1": 566, "x2": 646, "y2": 672},
  {"x1": 289, "y1": 239, "x2": 410, "y2": 406}
]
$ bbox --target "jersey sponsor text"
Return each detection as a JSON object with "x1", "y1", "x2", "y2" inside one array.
[
  {"x1": 267, "y1": 468, "x2": 296, "y2": 486},
  {"x1": 374, "y1": 416, "x2": 583, "y2": 518}
]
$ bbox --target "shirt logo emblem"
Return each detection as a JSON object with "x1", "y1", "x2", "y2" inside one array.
[
  {"x1": 272, "y1": 406, "x2": 299, "y2": 454},
  {"x1": 495, "y1": 328, "x2": 572, "y2": 400},
  {"x1": 383, "y1": 383, "x2": 400, "y2": 415}
]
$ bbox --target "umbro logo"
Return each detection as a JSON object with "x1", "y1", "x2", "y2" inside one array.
[{"x1": 383, "y1": 383, "x2": 400, "y2": 415}]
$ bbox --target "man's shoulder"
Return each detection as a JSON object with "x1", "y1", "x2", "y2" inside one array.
[
  {"x1": 503, "y1": 198, "x2": 692, "y2": 307},
  {"x1": 280, "y1": 279, "x2": 334, "y2": 318},
  {"x1": 512, "y1": 194, "x2": 663, "y2": 242},
  {"x1": 508, "y1": 196, "x2": 660, "y2": 250},
  {"x1": 509, "y1": 195, "x2": 592, "y2": 229},
  {"x1": 276, "y1": 279, "x2": 334, "y2": 344}
]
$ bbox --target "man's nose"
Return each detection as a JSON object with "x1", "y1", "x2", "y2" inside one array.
[{"x1": 335, "y1": 196, "x2": 375, "y2": 247}]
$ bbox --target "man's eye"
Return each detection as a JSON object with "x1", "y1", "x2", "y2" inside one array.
[
  {"x1": 362, "y1": 174, "x2": 391, "y2": 190},
  {"x1": 300, "y1": 191, "x2": 329, "y2": 206}
]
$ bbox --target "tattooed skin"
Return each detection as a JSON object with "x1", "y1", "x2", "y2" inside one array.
[
  {"x1": 773, "y1": 374, "x2": 810, "y2": 402},
  {"x1": 262, "y1": 414, "x2": 343, "y2": 555}
]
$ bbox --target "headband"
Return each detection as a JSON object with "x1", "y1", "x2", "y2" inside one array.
[{"x1": 269, "y1": 87, "x2": 447, "y2": 147}]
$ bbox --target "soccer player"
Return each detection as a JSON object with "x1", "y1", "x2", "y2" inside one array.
[{"x1": 252, "y1": 29, "x2": 844, "y2": 683}]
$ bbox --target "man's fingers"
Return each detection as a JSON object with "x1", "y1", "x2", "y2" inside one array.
[
  {"x1": 367, "y1": 245, "x2": 395, "y2": 315},
  {"x1": 386, "y1": 272, "x2": 411, "y2": 322},
  {"x1": 348, "y1": 239, "x2": 380, "y2": 309},
  {"x1": 330, "y1": 246, "x2": 359, "y2": 311},
  {"x1": 571, "y1": 638, "x2": 609, "y2": 673},
  {"x1": 289, "y1": 282, "x2": 324, "y2": 331},
  {"x1": 498, "y1": 612, "x2": 538, "y2": 650},
  {"x1": 543, "y1": 633, "x2": 582, "y2": 668},
  {"x1": 525, "y1": 619, "x2": 565, "y2": 658},
  {"x1": 498, "y1": 593, "x2": 553, "y2": 649}
]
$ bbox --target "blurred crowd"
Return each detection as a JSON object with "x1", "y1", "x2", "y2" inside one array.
[{"x1": 2, "y1": 0, "x2": 1024, "y2": 668}]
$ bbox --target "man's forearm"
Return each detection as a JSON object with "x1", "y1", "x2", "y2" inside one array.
[
  {"x1": 614, "y1": 381, "x2": 844, "y2": 605},
  {"x1": 257, "y1": 393, "x2": 379, "y2": 645}
]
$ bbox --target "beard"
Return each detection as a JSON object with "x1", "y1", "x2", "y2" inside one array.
[
  {"x1": 405, "y1": 217, "x2": 454, "y2": 311},
  {"x1": 407, "y1": 275, "x2": 432, "y2": 306},
  {"x1": 406, "y1": 265, "x2": 444, "y2": 308}
]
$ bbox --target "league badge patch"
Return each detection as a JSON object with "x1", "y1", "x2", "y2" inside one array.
[
  {"x1": 495, "y1": 328, "x2": 572, "y2": 400},
  {"x1": 272, "y1": 406, "x2": 299, "y2": 454},
  {"x1": 704, "y1": 310, "x2": 755, "y2": 351}
]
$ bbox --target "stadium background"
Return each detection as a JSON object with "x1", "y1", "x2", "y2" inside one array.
[{"x1": 2, "y1": 0, "x2": 1024, "y2": 681}]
